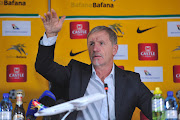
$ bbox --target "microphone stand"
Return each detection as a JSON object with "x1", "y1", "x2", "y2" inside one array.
[{"x1": 104, "y1": 84, "x2": 110, "y2": 120}]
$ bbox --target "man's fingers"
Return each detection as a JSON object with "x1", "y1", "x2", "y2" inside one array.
[
  {"x1": 44, "y1": 11, "x2": 51, "y2": 22},
  {"x1": 48, "y1": 11, "x2": 52, "y2": 22},
  {"x1": 51, "y1": 9, "x2": 58, "y2": 18},
  {"x1": 44, "y1": 13, "x2": 49, "y2": 22},
  {"x1": 40, "y1": 16, "x2": 46, "y2": 23},
  {"x1": 59, "y1": 15, "x2": 66, "y2": 25},
  {"x1": 46, "y1": 12, "x2": 51, "y2": 22}
]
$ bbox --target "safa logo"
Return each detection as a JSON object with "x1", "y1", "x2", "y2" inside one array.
[
  {"x1": 177, "y1": 25, "x2": 180, "y2": 30},
  {"x1": 12, "y1": 24, "x2": 19, "y2": 30},
  {"x1": 7, "y1": 43, "x2": 27, "y2": 58},
  {"x1": 144, "y1": 70, "x2": 151, "y2": 76},
  {"x1": 109, "y1": 23, "x2": 124, "y2": 37}
]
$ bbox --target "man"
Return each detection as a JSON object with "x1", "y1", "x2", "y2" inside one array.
[{"x1": 35, "y1": 9, "x2": 153, "y2": 120}]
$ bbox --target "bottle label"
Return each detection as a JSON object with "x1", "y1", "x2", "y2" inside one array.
[
  {"x1": 165, "y1": 110, "x2": 178, "y2": 119},
  {"x1": 0, "y1": 112, "x2": 12, "y2": 120},
  {"x1": 13, "y1": 114, "x2": 24, "y2": 120},
  {"x1": 152, "y1": 98, "x2": 164, "y2": 111},
  {"x1": 16, "y1": 95, "x2": 23, "y2": 106}
]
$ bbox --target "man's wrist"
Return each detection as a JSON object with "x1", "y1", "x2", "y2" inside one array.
[
  {"x1": 46, "y1": 32, "x2": 58, "y2": 38},
  {"x1": 41, "y1": 32, "x2": 57, "y2": 46}
]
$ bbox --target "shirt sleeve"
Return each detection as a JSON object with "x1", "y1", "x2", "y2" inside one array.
[{"x1": 40, "y1": 32, "x2": 58, "y2": 46}]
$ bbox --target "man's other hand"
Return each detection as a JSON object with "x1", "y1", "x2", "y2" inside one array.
[{"x1": 41, "y1": 9, "x2": 66, "y2": 38}]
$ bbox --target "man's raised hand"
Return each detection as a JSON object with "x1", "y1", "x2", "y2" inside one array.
[{"x1": 41, "y1": 9, "x2": 66, "y2": 38}]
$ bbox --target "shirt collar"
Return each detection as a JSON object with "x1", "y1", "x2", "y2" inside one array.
[{"x1": 92, "y1": 64, "x2": 115, "y2": 82}]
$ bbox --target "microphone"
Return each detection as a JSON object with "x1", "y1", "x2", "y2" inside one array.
[
  {"x1": 104, "y1": 83, "x2": 110, "y2": 120},
  {"x1": 26, "y1": 99, "x2": 38, "y2": 120},
  {"x1": 38, "y1": 90, "x2": 56, "y2": 120},
  {"x1": 38, "y1": 90, "x2": 56, "y2": 107},
  {"x1": 26, "y1": 90, "x2": 56, "y2": 120},
  {"x1": 104, "y1": 83, "x2": 108, "y2": 92}
]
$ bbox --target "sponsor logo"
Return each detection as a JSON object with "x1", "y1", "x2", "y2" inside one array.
[
  {"x1": 71, "y1": 1, "x2": 115, "y2": 8},
  {"x1": 0, "y1": 0, "x2": 26, "y2": 6},
  {"x1": 7, "y1": 44, "x2": 27, "y2": 58},
  {"x1": 144, "y1": 70, "x2": 151, "y2": 76},
  {"x1": 172, "y1": 46, "x2": 180, "y2": 51},
  {"x1": 70, "y1": 21, "x2": 89, "y2": 39},
  {"x1": 93, "y1": 2, "x2": 114, "y2": 8},
  {"x1": 138, "y1": 43, "x2": 158, "y2": 60},
  {"x1": 12, "y1": 24, "x2": 19, "y2": 30},
  {"x1": 30, "y1": 99, "x2": 38, "y2": 110},
  {"x1": 71, "y1": 2, "x2": 93, "y2": 8},
  {"x1": 118, "y1": 66, "x2": 124, "y2": 70},
  {"x1": 7, "y1": 65, "x2": 27, "y2": 82},
  {"x1": 7, "y1": 44, "x2": 27, "y2": 55},
  {"x1": 167, "y1": 22, "x2": 180, "y2": 37},
  {"x1": 177, "y1": 25, "x2": 180, "y2": 30},
  {"x1": 114, "y1": 45, "x2": 128, "y2": 60},
  {"x1": 2, "y1": 21, "x2": 31, "y2": 36},
  {"x1": 172, "y1": 46, "x2": 180, "y2": 59},
  {"x1": 173, "y1": 65, "x2": 180, "y2": 83},
  {"x1": 137, "y1": 26, "x2": 156, "y2": 33},
  {"x1": 135, "y1": 67, "x2": 163, "y2": 82},
  {"x1": 109, "y1": 23, "x2": 124, "y2": 37},
  {"x1": 70, "y1": 49, "x2": 87, "y2": 56}
]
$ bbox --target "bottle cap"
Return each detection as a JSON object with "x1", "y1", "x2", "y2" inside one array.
[
  {"x1": 16, "y1": 89, "x2": 25, "y2": 98},
  {"x1": 176, "y1": 90, "x2": 180, "y2": 99},
  {"x1": 154, "y1": 87, "x2": 162, "y2": 94},
  {"x1": 167, "y1": 91, "x2": 173, "y2": 97},
  {"x1": 3, "y1": 93, "x2": 9, "y2": 98}
]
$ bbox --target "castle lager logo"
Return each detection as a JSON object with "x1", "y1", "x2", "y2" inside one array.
[
  {"x1": 173, "y1": 65, "x2": 180, "y2": 83},
  {"x1": 7, "y1": 65, "x2": 27, "y2": 82},
  {"x1": 70, "y1": 21, "x2": 89, "y2": 39},
  {"x1": 138, "y1": 43, "x2": 158, "y2": 60}
]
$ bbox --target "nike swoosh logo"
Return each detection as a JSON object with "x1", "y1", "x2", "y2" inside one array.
[
  {"x1": 137, "y1": 26, "x2": 156, "y2": 33},
  {"x1": 70, "y1": 49, "x2": 87, "y2": 56}
]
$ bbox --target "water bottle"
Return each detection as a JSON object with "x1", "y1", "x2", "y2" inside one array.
[
  {"x1": 164, "y1": 91, "x2": 178, "y2": 120},
  {"x1": 152, "y1": 87, "x2": 165, "y2": 120},
  {"x1": 0, "y1": 93, "x2": 13, "y2": 120}
]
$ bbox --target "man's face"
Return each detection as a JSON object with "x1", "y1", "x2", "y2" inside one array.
[{"x1": 87, "y1": 30, "x2": 118, "y2": 67}]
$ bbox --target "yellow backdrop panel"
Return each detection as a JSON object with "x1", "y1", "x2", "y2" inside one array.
[{"x1": 0, "y1": 0, "x2": 180, "y2": 119}]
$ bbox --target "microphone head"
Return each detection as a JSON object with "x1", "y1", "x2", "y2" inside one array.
[
  {"x1": 104, "y1": 83, "x2": 108, "y2": 88},
  {"x1": 26, "y1": 99, "x2": 38, "y2": 118},
  {"x1": 104, "y1": 83, "x2": 108, "y2": 92},
  {"x1": 38, "y1": 90, "x2": 56, "y2": 107}
]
